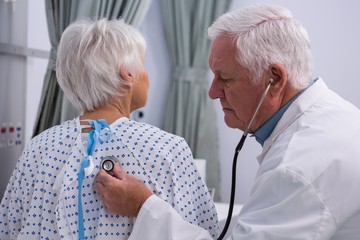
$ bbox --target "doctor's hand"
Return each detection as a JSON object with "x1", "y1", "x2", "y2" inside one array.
[{"x1": 95, "y1": 164, "x2": 153, "y2": 217}]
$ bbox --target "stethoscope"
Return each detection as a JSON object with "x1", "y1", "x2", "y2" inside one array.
[
  {"x1": 100, "y1": 156, "x2": 120, "y2": 172},
  {"x1": 217, "y1": 79, "x2": 274, "y2": 240}
]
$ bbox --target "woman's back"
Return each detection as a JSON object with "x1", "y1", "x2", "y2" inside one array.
[{"x1": 0, "y1": 117, "x2": 218, "y2": 239}]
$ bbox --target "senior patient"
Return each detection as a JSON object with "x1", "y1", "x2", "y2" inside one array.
[{"x1": 0, "y1": 19, "x2": 218, "y2": 239}]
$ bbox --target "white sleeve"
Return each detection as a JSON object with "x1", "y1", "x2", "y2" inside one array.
[{"x1": 129, "y1": 195, "x2": 213, "y2": 240}]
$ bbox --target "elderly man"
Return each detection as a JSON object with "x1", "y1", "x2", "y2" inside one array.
[{"x1": 96, "y1": 4, "x2": 360, "y2": 240}]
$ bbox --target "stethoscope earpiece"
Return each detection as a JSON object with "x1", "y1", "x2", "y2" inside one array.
[{"x1": 100, "y1": 156, "x2": 120, "y2": 172}]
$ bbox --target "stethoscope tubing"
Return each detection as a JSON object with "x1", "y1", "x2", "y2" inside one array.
[
  {"x1": 217, "y1": 133, "x2": 247, "y2": 240},
  {"x1": 217, "y1": 80, "x2": 273, "y2": 240}
]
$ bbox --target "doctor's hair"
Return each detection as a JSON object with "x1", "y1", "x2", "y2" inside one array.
[
  {"x1": 208, "y1": 4, "x2": 313, "y2": 89},
  {"x1": 56, "y1": 18, "x2": 146, "y2": 112}
]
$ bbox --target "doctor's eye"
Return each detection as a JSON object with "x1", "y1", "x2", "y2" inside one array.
[
  {"x1": 215, "y1": 74, "x2": 227, "y2": 81},
  {"x1": 220, "y1": 77, "x2": 232, "y2": 86}
]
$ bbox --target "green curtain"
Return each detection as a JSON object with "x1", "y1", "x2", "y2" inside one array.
[
  {"x1": 161, "y1": 0, "x2": 232, "y2": 201},
  {"x1": 33, "y1": 0, "x2": 152, "y2": 137}
]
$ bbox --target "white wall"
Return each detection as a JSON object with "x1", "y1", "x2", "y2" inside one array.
[
  {"x1": 26, "y1": 0, "x2": 49, "y2": 143},
  {"x1": 5, "y1": 0, "x2": 360, "y2": 203}
]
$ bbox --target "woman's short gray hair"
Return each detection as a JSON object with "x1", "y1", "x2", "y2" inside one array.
[
  {"x1": 208, "y1": 4, "x2": 313, "y2": 89},
  {"x1": 56, "y1": 18, "x2": 146, "y2": 112}
]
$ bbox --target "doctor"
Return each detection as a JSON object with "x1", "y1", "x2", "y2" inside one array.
[{"x1": 96, "y1": 4, "x2": 360, "y2": 239}]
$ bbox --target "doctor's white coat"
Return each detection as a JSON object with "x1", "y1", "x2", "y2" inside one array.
[{"x1": 129, "y1": 78, "x2": 360, "y2": 240}]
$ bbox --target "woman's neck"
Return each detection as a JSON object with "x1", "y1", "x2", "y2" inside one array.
[{"x1": 80, "y1": 102, "x2": 130, "y2": 125}]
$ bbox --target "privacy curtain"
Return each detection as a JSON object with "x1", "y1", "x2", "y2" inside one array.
[
  {"x1": 33, "y1": 0, "x2": 152, "y2": 136},
  {"x1": 160, "y1": 0, "x2": 232, "y2": 201}
]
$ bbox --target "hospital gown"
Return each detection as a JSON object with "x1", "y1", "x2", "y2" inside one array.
[{"x1": 0, "y1": 117, "x2": 218, "y2": 239}]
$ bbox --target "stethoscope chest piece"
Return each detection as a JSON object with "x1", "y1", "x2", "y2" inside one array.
[{"x1": 100, "y1": 156, "x2": 119, "y2": 172}]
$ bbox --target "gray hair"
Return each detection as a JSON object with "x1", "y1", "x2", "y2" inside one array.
[
  {"x1": 56, "y1": 18, "x2": 146, "y2": 112},
  {"x1": 208, "y1": 4, "x2": 313, "y2": 89}
]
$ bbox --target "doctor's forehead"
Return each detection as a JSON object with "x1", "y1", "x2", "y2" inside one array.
[
  {"x1": 209, "y1": 36, "x2": 237, "y2": 62},
  {"x1": 209, "y1": 47, "x2": 238, "y2": 74}
]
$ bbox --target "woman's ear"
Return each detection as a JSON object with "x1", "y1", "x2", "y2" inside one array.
[
  {"x1": 268, "y1": 64, "x2": 287, "y2": 97},
  {"x1": 119, "y1": 68, "x2": 132, "y2": 82}
]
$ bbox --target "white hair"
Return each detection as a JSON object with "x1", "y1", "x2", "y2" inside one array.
[
  {"x1": 56, "y1": 18, "x2": 146, "y2": 112},
  {"x1": 208, "y1": 4, "x2": 313, "y2": 89}
]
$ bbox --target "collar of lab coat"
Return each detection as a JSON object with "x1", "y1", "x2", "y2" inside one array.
[{"x1": 256, "y1": 77, "x2": 328, "y2": 164}]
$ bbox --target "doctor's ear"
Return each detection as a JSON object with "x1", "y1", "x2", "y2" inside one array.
[
  {"x1": 268, "y1": 64, "x2": 287, "y2": 96},
  {"x1": 119, "y1": 68, "x2": 132, "y2": 82}
]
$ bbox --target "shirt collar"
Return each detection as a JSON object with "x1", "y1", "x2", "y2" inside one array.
[{"x1": 253, "y1": 79, "x2": 317, "y2": 146}]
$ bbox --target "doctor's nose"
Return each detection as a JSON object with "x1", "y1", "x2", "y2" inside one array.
[{"x1": 209, "y1": 78, "x2": 224, "y2": 100}]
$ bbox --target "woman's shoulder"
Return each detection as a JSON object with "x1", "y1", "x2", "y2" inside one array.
[
  {"x1": 27, "y1": 118, "x2": 80, "y2": 150},
  {"x1": 111, "y1": 119, "x2": 189, "y2": 151},
  {"x1": 113, "y1": 119, "x2": 184, "y2": 140}
]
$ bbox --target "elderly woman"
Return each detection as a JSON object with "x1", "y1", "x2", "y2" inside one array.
[{"x1": 0, "y1": 19, "x2": 218, "y2": 239}]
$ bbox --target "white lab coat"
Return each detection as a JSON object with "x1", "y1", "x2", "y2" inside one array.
[{"x1": 129, "y1": 78, "x2": 360, "y2": 240}]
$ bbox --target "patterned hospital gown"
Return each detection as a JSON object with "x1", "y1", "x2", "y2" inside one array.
[{"x1": 0, "y1": 117, "x2": 218, "y2": 239}]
